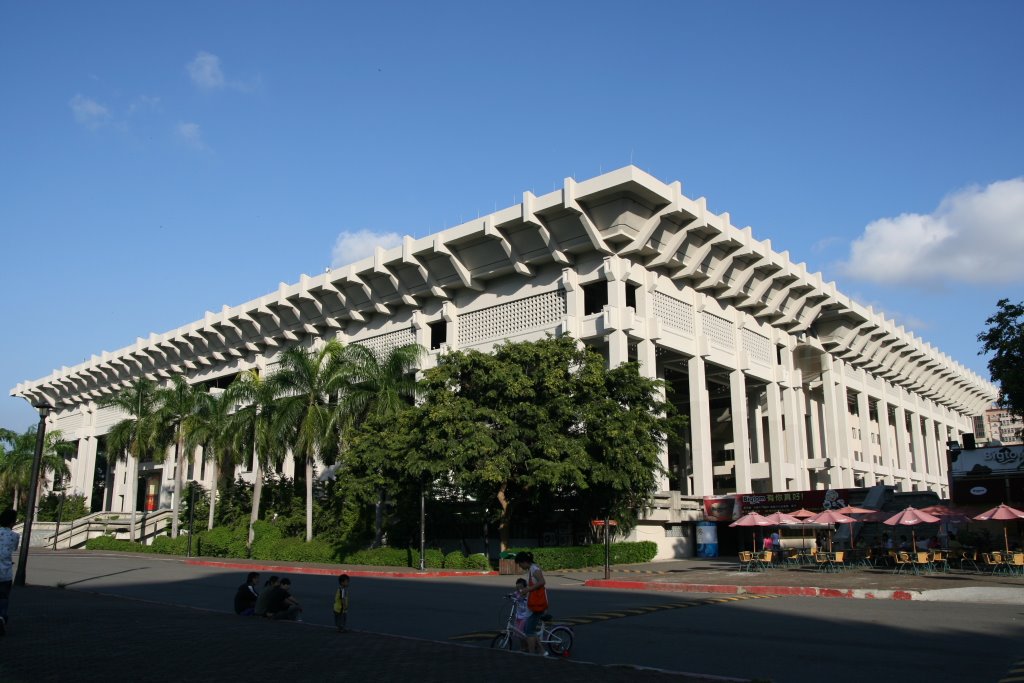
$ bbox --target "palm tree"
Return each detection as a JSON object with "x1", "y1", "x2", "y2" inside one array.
[
  {"x1": 99, "y1": 379, "x2": 160, "y2": 541},
  {"x1": 342, "y1": 342, "x2": 424, "y2": 546},
  {"x1": 273, "y1": 340, "x2": 349, "y2": 542},
  {"x1": 152, "y1": 375, "x2": 202, "y2": 538},
  {"x1": 186, "y1": 387, "x2": 242, "y2": 530},
  {"x1": 0, "y1": 427, "x2": 73, "y2": 515},
  {"x1": 230, "y1": 369, "x2": 291, "y2": 550},
  {"x1": 0, "y1": 428, "x2": 17, "y2": 507}
]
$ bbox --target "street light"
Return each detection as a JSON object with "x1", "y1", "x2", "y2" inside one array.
[{"x1": 14, "y1": 401, "x2": 53, "y2": 587}]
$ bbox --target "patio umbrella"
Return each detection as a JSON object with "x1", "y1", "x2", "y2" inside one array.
[
  {"x1": 729, "y1": 512, "x2": 773, "y2": 551},
  {"x1": 918, "y1": 505, "x2": 973, "y2": 525},
  {"x1": 787, "y1": 508, "x2": 817, "y2": 519},
  {"x1": 882, "y1": 506, "x2": 941, "y2": 553},
  {"x1": 972, "y1": 504, "x2": 1024, "y2": 554},
  {"x1": 764, "y1": 512, "x2": 804, "y2": 552},
  {"x1": 834, "y1": 506, "x2": 875, "y2": 548},
  {"x1": 804, "y1": 510, "x2": 856, "y2": 551}
]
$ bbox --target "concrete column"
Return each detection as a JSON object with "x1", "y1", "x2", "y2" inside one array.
[
  {"x1": 877, "y1": 396, "x2": 895, "y2": 485},
  {"x1": 857, "y1": 388, "x2": 874, "y2": 485},
  {"x1": 820, "y1": 355, "x2": 848, "y2": 487},
  {"x1": 638, "y1": 338, "x2": 669, "y2": 492},
  {"x1": 894, "y1": 405, "x2": 912, "y2": 489},
  {"x1": 751, "y1": 390, "x2": 766, "y2": 465},
  {"x1": 730, "y1": 369, "x2": 752, "y2": 493},
  {"x1": 766, "y1": 381, "x2": 787, "y2": 490},
  {"x1": 924, "y1": 415, "x2": 939, "y2": 479},
  {"x1": 76, "y1": 436, "x2": 99, "y2": 506},
  {"x1": 809, "y1": 395, "x2": 823, "y2": 463},
  {"x1": 909, "y1": 411, "x2": 926, "y2": 487},
  {"x1": 688, "y1": 355, "x2": 714, "y2": 496}
]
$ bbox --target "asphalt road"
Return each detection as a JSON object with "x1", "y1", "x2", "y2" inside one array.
[{"x1": 22, "y1": 551, "x2": 1024, "y2": 683}]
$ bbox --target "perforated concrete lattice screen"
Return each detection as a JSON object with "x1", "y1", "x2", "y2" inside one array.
[
  {"x1": 701, "y1": 311, "x2": 735, "y2": 351},
  {"x1": 458, "y1": 291, "x2": 566, "y2": 346},
  {"x1": 742, "y1": 329, "x2": 771, "y2": 366},
  {"x1": 354, "y1": 328, "x2": 417, "y2": 359},
  {"x1": 653, "y1": 292, "x2": 695, "y2": 337}
]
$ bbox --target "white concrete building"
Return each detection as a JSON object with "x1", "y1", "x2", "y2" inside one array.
[{"x1": 10, "y1": 166, "x2": 997, "y2": 555}]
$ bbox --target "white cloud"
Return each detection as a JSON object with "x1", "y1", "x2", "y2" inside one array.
[
  {"x1": 839, "y1": 178, "x2": 1024, "y2": 285},
  {"x1": 176, "y1": 122, "x2": 205, "y2": 150},
  {"x1": 127, "y1": 95, "x2": 161, "y2": 115},
  {"x1": 187, "y1": 51, "x2": 225, "y2": 89},
  {"x1": 69, "y1": 94, "x2": 110, "y2": 129},
  {"x1": 331, "y1": 230, "x2": 404, "y2": 268}
]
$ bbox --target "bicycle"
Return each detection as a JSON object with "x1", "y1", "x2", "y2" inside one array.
[{"x1": 490, "y1": 593, "x2": 574, "y2": 656}]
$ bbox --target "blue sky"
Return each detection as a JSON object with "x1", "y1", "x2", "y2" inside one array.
[{"x1": 2, "y1": 1, "x2": 1023, "y2": 431}]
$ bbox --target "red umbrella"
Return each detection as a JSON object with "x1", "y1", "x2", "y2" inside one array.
[
  {"x1": 729, "y1": 512, "x2": 773, "y2": 551},
  {"x1": 836, "y1": 505, "x2": 874, "y2": 515},
  {"x1": 805, "y1": 510, "x2": 857, "y2": 551},
  {"x1": 765, "y1": 512, "x2": 804, "y2": 553},
  {"x1": 883, "y1": 506, "x2": 941, "y2": 552},
  {"x1": 972, "y1": 504, "x2": 1024, "y2": 554},
  {"x1": 859, "y1": 510, "x2": 892, "y2": 523},
  {"x1": 788, "y1": 508, "x2": 817, "y2": 519},
  {"x1": 834, "y1": 506, "x2": 875, "y2": 547},
  {"x1": 765, "y1": 512, "x2": 802, "y2": 526},
  {"x1": 919, "y1": 504, "x2": 973, "y2": 529}
]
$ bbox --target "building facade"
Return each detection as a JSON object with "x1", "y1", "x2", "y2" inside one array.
[
  {"x1": 977, "y1": 404, "x2": 1023, "y2": 446},
  {"x1": 10, "y1": 166, "x2": 997, "y2": 557}
]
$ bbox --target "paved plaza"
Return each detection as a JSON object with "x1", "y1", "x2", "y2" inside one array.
[
  {"x1": 2, "y1": 550, "x2": 1023, "y2": 682},
  {"x1": 0, "y1": 585, "x2": 738, "y2": 683}
]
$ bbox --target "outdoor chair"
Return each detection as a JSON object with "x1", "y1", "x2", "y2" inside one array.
[
  {"x1": 981, "y1": 553, "x2": 1005, "y2": 575},
  {"x1": 893, "y1": 551, "x2": 914, "y2": 575},
  {"x1": 913, "y1": 551, "x2": 932, "y2": 574},
  {"x1": 783, "y1": 548, "x2": 802, "y2": 569},
  {"x1": 738, "y1": 551, "x2": 757, "y2": 572},
  {"x1": 832, "y1": 551, "x2": 846, "y2": 571},
  {"x1": 959, "y1": 550, "x2": 979, "y2": 572},
  {"x1": 1008, "y1": 553, "x2": 1024, "y2": 576},
  {"x1": 757, "y1": 550, "x2": 776, "y2": 570},
  {"x1": 929, "y1": 550, "x2": 949, "y2": 573},
  {"x1": 814, "y1": 552, "x2": 833, "y2": 573}
]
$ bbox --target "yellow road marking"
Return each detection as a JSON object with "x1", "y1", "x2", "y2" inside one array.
[{"x1": 449, "y1": 594, "x2": 781, "y2": 641}]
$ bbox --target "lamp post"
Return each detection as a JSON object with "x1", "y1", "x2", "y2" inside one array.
[{"x1": 14, "y1": 401, "x2": 53, "y2": 587}]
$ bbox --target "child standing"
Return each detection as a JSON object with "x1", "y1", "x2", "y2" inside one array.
[{"x1": 333, "y1": 574, "x2": 350, "y2": 632}]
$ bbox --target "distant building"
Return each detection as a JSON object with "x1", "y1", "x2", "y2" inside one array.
[
  {"x1": 10, "y1": 166, "x2": 998, "y2": 557},
  {"x1": 979, "y1": 404, "x2": 1023, "y2": 445}
]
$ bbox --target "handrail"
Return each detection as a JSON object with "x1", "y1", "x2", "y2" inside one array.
[{"x1": 41, "y1": 509, "x2": 176, "y2": 549}]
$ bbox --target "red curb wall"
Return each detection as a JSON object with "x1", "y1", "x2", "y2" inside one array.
[
  {"x1": 185, "y1": 559, "x2": 497, "y2": 578},
  {"x1": 583, "y1": 579, "x2": 918, "y2": 601}
]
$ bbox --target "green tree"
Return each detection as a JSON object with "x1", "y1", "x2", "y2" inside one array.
[
  {"x1": 979, "y1": 298, "x2": 1024, "y2": 420},
  {"x1": 342, "y1": 342, "x2": 424, "y2": 546},
  {"x1": 230, "y1": 368, "x2": 292, "y2": 550},
  {"x1": 100, "y1": 379, "x2": 160, "y2": 541},
  {"x1": 0, "y1": 427, "x2": 74, "y2": 517},
  {"x1": 273, "y1": 340, "x2": 349, "y2": 541},
  {"x1": 186, "y1": 387, "x2": 244, "y2": 530},
  {"x1": 152, "y1": 375, "x2": 203, "y2": 537},
  {"x1": 383, "y1": 337, "x2": 676, "y2": 549}
]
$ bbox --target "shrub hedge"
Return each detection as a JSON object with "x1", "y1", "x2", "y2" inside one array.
[
  {"x1": 507, "y1": 541, "x2": 657, "y2": 569},
  {"x1": 443, "y1": 550, "x2": 491, "y2": 570},
  {"x1": 84, "y1": 530, "x2": 654, "y2": 571}
]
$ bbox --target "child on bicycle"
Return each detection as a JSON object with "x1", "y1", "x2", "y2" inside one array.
[{"x1": 513, "y1": 578, "x2": 529, "y2": 650}]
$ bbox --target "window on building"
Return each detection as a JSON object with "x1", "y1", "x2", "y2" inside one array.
[
  {"x1": 429, "y1": 320, "x2": 447, "y2": 351},
  {"x1": 583, "y1": 281, "x2": 609, "y2": 315},
  {"x1": 625, "y1": 283, "x2": 638, "y2": 310}
]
